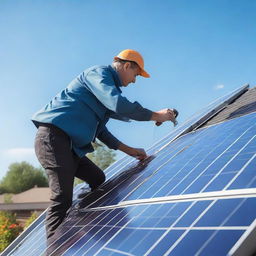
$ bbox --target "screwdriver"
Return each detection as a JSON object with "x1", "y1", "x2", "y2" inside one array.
[{"x1": 155, "y1": 108, "x2": 179, "y2": 127}]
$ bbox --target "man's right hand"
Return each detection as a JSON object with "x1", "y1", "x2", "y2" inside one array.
[{"x1": 151, "y1": 108, "x2": 176, "y2": 125}]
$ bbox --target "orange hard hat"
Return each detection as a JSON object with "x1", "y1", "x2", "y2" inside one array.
[{"x1": 114, "y1": 49, "x2": 150, "y2": 78}]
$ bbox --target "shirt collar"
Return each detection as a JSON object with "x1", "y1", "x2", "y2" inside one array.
[{"x1": 108, "y1": 65, "x2": 123, "y2": 93}]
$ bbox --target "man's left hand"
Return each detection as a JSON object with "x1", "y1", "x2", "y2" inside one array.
[
  {"x1": 118, "y1": 143, "x2": 147, "y2": 160},
  {"x1": 128, "y1": 147, "x2": 147, "y2": 160}
]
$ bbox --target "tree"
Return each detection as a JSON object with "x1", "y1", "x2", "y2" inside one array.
[
  {"x1": 0, "y1": 162, "x2": 48, "y2": 194},
  {"x1": 88, "y1": 141, "x2": 116, "y2": 170},
  {"x1": 74, "y1": 140, "x2": 116, "y2": 185},
  {"x1": 0, "y1": 185, "x2": 7, "y2": 194}
]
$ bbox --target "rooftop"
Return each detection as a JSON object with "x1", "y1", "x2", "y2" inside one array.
[
  {"x1": 0, "y1": 187, "x2": 50, "y2": 204},
  {"x1": 2, "y1": 85, "x2": 256, "y2": 256},
  {"x1": 203, "y1": 86, "x2": 256, "y2": 127}
]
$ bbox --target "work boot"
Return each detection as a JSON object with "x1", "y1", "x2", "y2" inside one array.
[
  {"x1": 77, "y1": 187, "x2": 105, "y2": 199},
  {"x1": 77, "y1": 188, "x2": 91, "y2": 199}
]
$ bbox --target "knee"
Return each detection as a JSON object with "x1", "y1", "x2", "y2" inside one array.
[
  {"x1": 91, "y1": 171, "x2": 106, "y2": 190},
  {"x1": 49, "y1": 192, "x2": 73, "y2": 212},
  {"x1": 96, "y1": 171, "x2": 106, "y2": 186}
]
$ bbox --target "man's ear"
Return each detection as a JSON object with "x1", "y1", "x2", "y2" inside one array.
[{"x1": 123, "y1": 62, "x2": 131, "y2": 71}]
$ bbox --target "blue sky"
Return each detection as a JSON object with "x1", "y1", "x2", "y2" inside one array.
[{"x1": 0, "y1": 0, "x2": 255, "y2": 179}]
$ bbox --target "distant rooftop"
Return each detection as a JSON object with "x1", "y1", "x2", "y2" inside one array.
[
  {"x1": 203, "y1": 86, "x2": 256, "y2": 127},
  {"x1": 0, "y1": 187, "x2": 50, "y2": 204}
]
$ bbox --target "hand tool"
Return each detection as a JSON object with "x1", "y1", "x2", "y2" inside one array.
[{"x1": 155, "y1": 108, "x2": 179, "y2": 127}]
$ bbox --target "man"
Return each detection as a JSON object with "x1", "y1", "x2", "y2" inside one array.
[{"x1": 32, "y1": 49, "x2": 176, "y2": 242}]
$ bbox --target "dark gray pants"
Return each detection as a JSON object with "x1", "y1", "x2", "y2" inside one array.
[{"x1": 34, "y1": 124, "x2": 105, "y2": 241}]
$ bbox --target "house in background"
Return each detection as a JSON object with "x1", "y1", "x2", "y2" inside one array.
[{"x1": 0, "y1": 186, "x2": 50, "y2": 225}]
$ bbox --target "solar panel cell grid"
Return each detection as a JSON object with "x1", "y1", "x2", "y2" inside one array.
[
  {"x1": 167, "y1": 230, "x2": 244, "y2": 256},
  {"x1": 44, "y1": 198, "x2": 252, "y2": 255},
  {"x1": 228, "y1": 158, "x2": 256, "y2": 189},
  {"x1": 175, "y1": 201, "x2": 212, "y2": 227},
  {"x1": 39, "y1": 195, "x2": 256, "y2": 256},
  {"x1": 195, "y1": 230, "x2": 245, "y2": 256},
  {"x1": 123, "y1": 114, "x2": 256, "y2": 200}
]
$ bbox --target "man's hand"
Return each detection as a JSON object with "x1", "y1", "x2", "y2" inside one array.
[
  {"x1": 127, "y1": 147, "x2": 147, "y2": 160},
  {"x1": 151, "y1": 108, "x2": 176, "y2": 126},
  {"x1": 118, "y1": 143, "x2": 147, "y2": 161}
]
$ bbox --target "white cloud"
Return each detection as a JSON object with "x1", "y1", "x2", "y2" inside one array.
[
  {"x1": 5, "y1": 148, "x2": 35, "y2": 157},
  {"x1": 0, "y1": 148, "x2": 40, "y2": 178},
  {"x1": 214, "y1": 84, "x2": 225, "y2": 90},
  {"x1": 3, "y1": 147, "x2": 37, "y2": 165}
]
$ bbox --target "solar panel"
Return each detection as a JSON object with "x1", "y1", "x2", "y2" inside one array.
[
  {"x1": 229, "y1": 218, "x2": 256, "y2": 255},
  {"x1": 146, "y1": 83, "x2": 249, "y2": 155},
  {"x1": 39, "y1": 195, "x2": 256, "y2": 255},
  {"x1": 71, "y1": 112, "x2": 256, "y2": 210},
  {"x1": 2, "y1": 84, "x2": 255, "y2": 256},
  {"x1": 71, "y1": 84, "x2": 249, "y2": 200},
  {"x1": 74, "y1": 84, "x2": 250, "y2": 190}
]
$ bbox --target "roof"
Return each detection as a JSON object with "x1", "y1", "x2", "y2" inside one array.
[
  {"x1": 203, "y1": 86, "x2": 256, "y2": 127},
  {"x1": 0, "y1": 187, "x2": 50, "y2": 204},
  {"x1": 2, "y1": 85, "x2": 256, "y2": 256}
]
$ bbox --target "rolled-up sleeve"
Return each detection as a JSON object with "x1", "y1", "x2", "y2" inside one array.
[
  {"x1": 84, "y1": 67, "x2": 153, "y2": 121},
  {"x1": 97, "y1": 126, "x2": 121, "y2": 150}
]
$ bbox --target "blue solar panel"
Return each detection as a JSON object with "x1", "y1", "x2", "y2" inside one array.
[
  {"x1": 71, "y1": 112, "x2": 256, "y2": 210},
  {"x1": 145, "y1": 84, "x2": 249, "y2": 155},
  {"x1": 40, "y1": 197, "x2": 256, "y2": 255},
  {"x1": 6, "y1": 113, "x2": 255, "y2": 256},
  {"x1": 73, "y1": 84, "x2": 249, "y2": 191},
  {"x1": 2, "y1": 85, "x2": 255, "y2": 256}
]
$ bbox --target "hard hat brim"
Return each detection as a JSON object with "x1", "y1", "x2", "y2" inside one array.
[
  {"x1": 114, "y1": 56, "x2": 150, "y2": 78},
  {"x1": 140, "y1": 69, "x2": 150, "y2": 78}
]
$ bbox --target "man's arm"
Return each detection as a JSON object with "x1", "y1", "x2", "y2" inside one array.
[
  {"x1": 97, "y1": 127, "x2": 121, "y2": 150},
  {"x1": 83, "y1": 67, "x2": 152, "y2": 121},
  {"x1": 97, "y1": 127, "x2": 147, "y2": 160},
  {"x1": 118, "y1": 143, "x2": 147, "y2": 160},
  {"x1": 83, "y1": 67, "x2": 176, "y2": 124}
]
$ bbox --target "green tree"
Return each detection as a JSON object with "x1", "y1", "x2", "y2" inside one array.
[
  {"x1": 0, "y1": 185, "x2": 7, "y2": 194},
  {"x1": 88, "y1": 141, "x2": 116, "y2": 170},
  {"x1": 0, "y1": 162, "x2": 48, "y2": 194},
  {"x1": 74, "y1": 141, "x2": 116, "y2": 185}
]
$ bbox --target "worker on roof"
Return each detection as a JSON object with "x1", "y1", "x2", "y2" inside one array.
[{"x1": 32, "y1": 49, "x2": 176, "y2": 244}]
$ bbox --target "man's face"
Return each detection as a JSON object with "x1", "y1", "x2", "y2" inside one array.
[{"x1": 118, "y1": 62, "x2": 141, "y2": 87}]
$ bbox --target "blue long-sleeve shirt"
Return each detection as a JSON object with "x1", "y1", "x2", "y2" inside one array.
[{"x1": 32, "y1": 65, "x2": 153, "y2": 158}]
